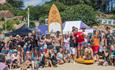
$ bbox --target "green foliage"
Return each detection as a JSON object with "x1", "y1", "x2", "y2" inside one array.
[
  {"x1": 61, "y1": 4, "x2": 96, "y2": 26},
  {"x1": 29, "y1": 1, "x2": 97, "y2": 26},
  {"x1": 110, "y1": 15, "x2": 115, "y2": 19},
  {"x1": 0, "y1": 3, "x2": 14, "y2": 10},
  {"x1": 0, "y1": 0, "x2": 24, "y2": 16},
  {"x1": 14, "y1": 10, "x2": 26, "y2": 16},
  {"x1": 57, "y1": 0, "x2": 108, "y2": 12},
  {"x1": 13, "y1": 19, "x2": 20, "y2": 25},
  {"x1": 112, "y1": 8, "x2": 115, "y2": 14},
  {"x1": 39, "y1": 15, "x2": 48, "y2": 24},
  {"x1": 29, "y1": 2, "x2": 67, "y2": 22},
  {"x1": 3, "y1": 20, "x2": 14, "y2": 31},
  {"x1": 30, "y1": 21, "x2": 35, "y2": 28},
  {"x1": 2, "y1": 19, "x2": 21, "y2": 31},
  {"x1": 6, "y1": 0, "x2": 24, "y2": 9}
]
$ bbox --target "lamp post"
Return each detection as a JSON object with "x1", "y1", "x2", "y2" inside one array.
[{"x1": 27, "y1": 7, "x2": 30, "y2": 28}]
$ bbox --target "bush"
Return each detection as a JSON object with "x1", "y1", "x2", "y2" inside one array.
[
  {"x1": 30, "y1": 21, "x2": 35, "y2": 28},
  {"x1": 3, "y1": 20, "x2": 14, "y2": 31}
]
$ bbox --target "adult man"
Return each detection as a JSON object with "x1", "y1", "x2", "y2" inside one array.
[{"x1": 73, "y1": 27, "x2": 85, "y2": 58}]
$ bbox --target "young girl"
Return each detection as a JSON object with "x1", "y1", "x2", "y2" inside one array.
[
  {"x1": 69, "y1": 34, "x2": 76, "y2": 62},
  {"x1": 92, "y1": 30, "x2": 100, "y2": 54},
  {"x1": 64, "y1": 34, "x2": 70, "y2": 53},
  {"x1": 57, "y1": 48, "x2": 64, "y2": 64},
  {"x1": 110, "y1": 44, "x2": 115, "y2": 65},
  {"x1": 83, "y1": 44, "x2": 93, "y2": 60}
]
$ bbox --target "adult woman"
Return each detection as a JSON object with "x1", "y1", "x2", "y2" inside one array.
[
  {"x1": 45, "y1": 34, "x2": 53, "y2": 50},
  {"x1": 55, "y1": 31, "x2": 62, "y2": 53}
]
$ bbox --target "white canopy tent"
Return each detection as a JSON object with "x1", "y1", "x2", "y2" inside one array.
[{"x1": 63, "y1": 21, "x2": 90, "y2": 34}]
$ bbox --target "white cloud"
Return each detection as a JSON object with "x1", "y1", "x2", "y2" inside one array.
[{"x1": 24, "y1": 0, "x2": 51, "y2": 8}]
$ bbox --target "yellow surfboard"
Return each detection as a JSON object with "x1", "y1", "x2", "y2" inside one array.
[
  {"x1": 48, "y1": 4, "x2": 62, "y2": 33},
  {"x1": 75, "y1": 58, "x2": 94, "y2": 64}
]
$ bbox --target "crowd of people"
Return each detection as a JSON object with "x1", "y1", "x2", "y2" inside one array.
[{"x1": 0, "y1": 26, "x2": 115, "y2": 70}]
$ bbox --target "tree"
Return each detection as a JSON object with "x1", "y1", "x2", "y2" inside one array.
[
  {"x1": 112, "y1": 7, "x2": 115, "y2": 14},
  {"x1": 3, "y1": 20, "x2": 14, "y2": 31},
  {"x1": 6, "y1": 0, "x2": 24, "y2": 9},
  {"x1": 56, "y1": 0, "x2": 108, "y2": 12},
  {"x1": 30, "y1": 21, "x2": 36, "y2": 28},
  {"x1": 14, "y1": 9, "x2": 26, "y2": 16},
  {"x1": 29, "y1": 2, "x2": 66, "y2": 21},
  {"x1": 61, "y1": 4, "x2": 97, "y2": 26},
  {"x1": 0, "y1": 3, "x2": 14, "y2": 10},
  {"x1": 2, "y1": 19, "x2": 21, "y2": 31},
  {"x1": 12, "y1": 19, "x2": 20, "y2": 25}
]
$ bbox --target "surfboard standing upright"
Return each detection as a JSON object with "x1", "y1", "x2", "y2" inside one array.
[{"x1": 48, "y1": 4, "x2": 62, "y2": 33}]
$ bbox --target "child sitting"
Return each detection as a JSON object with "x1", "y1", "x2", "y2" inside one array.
[
  {"x1": 83, "y1": 44, "x2": 93, "y2": 60},
  {"x1": 98, "y1": 47, "x2": 110, "y2": 66},
  {"x1": 110, "y1": 44, "x2": 115, "y2": 65},
  {"x1": 44, "y1": 50, "x2": 53, "y2": 67},
  {"x1": 63, "y1": 50, "x2": 71, "y2": 63},
  {"x1": 57, "y1": 48, "x2": 64, "y2": 64}
]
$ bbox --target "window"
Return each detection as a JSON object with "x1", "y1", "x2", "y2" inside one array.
[
  {"x1": 113, "y1": 20, "x2": 115, "y2": 24},
  {"x1": 102, "y1": 20, "x2": 107, "y2": 24},
  {"x1": 108, "y1": 20, "x2": 112, "y2": 25}
]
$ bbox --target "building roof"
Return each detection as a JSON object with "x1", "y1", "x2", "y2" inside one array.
[{"x1": 0, "y1": 10, "x2": 14, "y2": 18}]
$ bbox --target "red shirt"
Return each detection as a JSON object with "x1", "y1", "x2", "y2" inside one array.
[{"x1": 74, "y1": 32, "x2": 84, "y2": 43}]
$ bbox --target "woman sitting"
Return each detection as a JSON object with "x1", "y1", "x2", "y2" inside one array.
[{"x1": 83, "y1": 44, "x2": 93, "y2": 60}]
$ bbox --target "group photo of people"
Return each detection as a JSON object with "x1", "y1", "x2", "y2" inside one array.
[
  {"x1": 0, "y1": 26, "x2": 115, "y2": 70},
  {"x1": 0, "y1": 0, "x2": 115, "y2": 70}
]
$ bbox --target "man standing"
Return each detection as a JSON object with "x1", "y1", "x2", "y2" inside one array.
[{"x1": 73, "y1": 27, "x2": 84, "y2": 58}]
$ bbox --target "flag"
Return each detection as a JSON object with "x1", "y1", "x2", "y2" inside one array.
[{"x1": 0, "y1": 0, "x2": 6, "y2": 4}]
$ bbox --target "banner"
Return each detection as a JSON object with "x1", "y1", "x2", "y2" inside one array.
[{"x1": 48, "y1": 4, "x2": 62, "y2": 33}]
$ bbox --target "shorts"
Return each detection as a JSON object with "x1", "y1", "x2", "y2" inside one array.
[
  {"x1": 70, "y1": 43, "x2": 74, "y2": 47},
  {"x1": 74, "y1": 43, "x2": 78, "y2": 48},
  {"x1": 47, "y1": 45, "x2": 54, "y2": 49},
  {"x1": 78, "y1": 42, "x2": 85, "y2": 47},
  {"x1": 92, "y1": 46, "x2": 99, "y2": 53},
  {"x1": 56, "y1": 46, "x2": 61, "y2": 53},
  {"x1": 70, "y1": 47, "x2": 76, "y2": 55}
]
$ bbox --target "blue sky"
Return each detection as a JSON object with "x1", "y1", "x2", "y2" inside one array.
[{"x1": 23, "y1": 0, "x2": 51, "y2": 8}]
